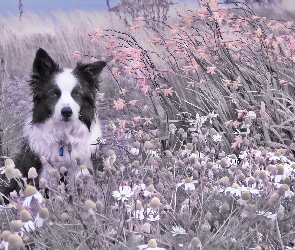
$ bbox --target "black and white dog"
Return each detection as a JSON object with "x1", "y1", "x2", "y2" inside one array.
[{"x1": 1, "y1": 48, "x2": 106, "y2": 201}]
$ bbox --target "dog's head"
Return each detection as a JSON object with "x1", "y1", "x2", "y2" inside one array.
[{"x1": 29, "y1": 48, "x2": 106, "y2": 130}]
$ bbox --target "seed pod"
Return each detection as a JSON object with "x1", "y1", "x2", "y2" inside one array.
[
  {"x1": 84, "y1": 200, "x2": 96, "y2": 210},
  {"x1": 147, "y1": 239, "x2": 157, "y2": 247},
  {"x1": 241, "y1": 191, "x2": 250, "y2": 200},
  {"x1": 267, "y1": 193, "x2": 280, "y2": 206}
]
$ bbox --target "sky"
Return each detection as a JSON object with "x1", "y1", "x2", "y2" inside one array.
[
  {"x1": 0, "y1": 0, "x2": 119, "y2": 17},
  {"x1": 0, "y1": 0, "x2": 236, "y2": 17}
]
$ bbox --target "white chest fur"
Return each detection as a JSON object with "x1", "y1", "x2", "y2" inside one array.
[{"x1": 23, "y1": 116, "x2": 102, "y2": 182}]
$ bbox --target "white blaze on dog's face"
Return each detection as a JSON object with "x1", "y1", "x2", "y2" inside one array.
[
  {"x1": 54, "y1": 69, "x2": 81, "y2": 122},
  {"x1": 30, "y1": 48, "x2": 106, "y2": 130}
]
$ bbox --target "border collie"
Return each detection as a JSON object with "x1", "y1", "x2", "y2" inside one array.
[{"x1": 1, "y1": 48, "x2": 106, "y2": 202}]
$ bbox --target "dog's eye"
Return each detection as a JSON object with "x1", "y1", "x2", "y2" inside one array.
[
  {"x1": 72, "y1": 90, "x2": 82, "y2": 96},
  {"x1": 49, "y1": 91, "x2": 59, "y2": 97}
]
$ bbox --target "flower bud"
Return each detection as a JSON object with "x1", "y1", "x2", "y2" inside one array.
[
  {"x1": 96, "y1": 201, "x2": 104, "y2": 212},
  {"x1": 207, "y1": 162, "x2": 214, "y2": 169},
  {"x1": 133, "y1": 200, "x2": 142, "y2": 210},
  {"x1": 220, "y1": 203, "x2": 230, "y2": 213},
  {"x1": 84, "y1": 200, "x2": 96, "y2": 210},
  {"x1": 254, "y1": 134, "x2": 261, "y2": 140},
  {"x1": 238, "y1": 173, "x2": 245, "y2": 181},
  {"x1": 186, "y1": 143, "x2": 193, "y2": 150},
  {"x1": 20, "y1": 210, "x2": 32, "y2": 222},
  {"x1": 25, "y1": 185, "x2": 37, "y2": 197},
  {"x1": 14, "y1": 169, "x2": 22, "y2": 178},
  {"x1": 209, "y1": 128, "x2": 217, "y2": 136},
  {"x1": 39, "y1": 208, "x2": 49, "y2": 219},
  {"x1": 107, "y1": 150, "x2": 115, "y2": 156},
  {"x1": 204, "y1": 212, "x2": 212, "y2": 220},
  {"x1": 283, "y1": 176, "x2": 291, "y2": 185},
  {"x1": 1, "y1": 230, "x2": 11, "y2": 241},
  {"x1": 220, "y1": 158, "x2": 228, "y2": 168},
  {"x1": 241, "y1": 191, "x2": 250, "y2": 200},
  {"x1": 232, "y1": 183, "x2": 239, "y2": 189},
  {"x1": 254, "y1": 246, "x2": 262, "y2": 250},
  {"x1": 192, "y1": 170, "x2": 199, "y2": 179},
  {"x1": 147, "y1": 239, "x2": 157, "y2": 247},
  {"x1": 192, "y1": 137, "x2": 198, "y2": 143},
  {"x1": 8, "y1": 234, "x2": 24, "y2": 249},
  {"x1": 178, "y1": 128, "x2": 184, "y2": 134},
  {"x1": 144, "y1": 141, "x2": 153, "y2": 149},
  {"x1": 28, "y1": 167, "x2": 38, "y2": 179},
  {"x1": 190, "y1": 237, "x2": 201, "y2": 246},
  {"x1": 258, "y1": 170, "x2": 267, "y2": 180},
  {"x1": 185, "y1": 177, "x2": 193, "y2": 183},
  {"x1": 133, "y1": 141, "x2": 140, "y2": 148},
  {"x1": 220, "y1": 176, "x2": 229, "y2": 186},
  {"x1": 10, "y1": 220, "x2": 24, "y2": 232},
  {"x1": 143, "y1": 134, "x2": 150, "y2": 141},
  {"x1": 150, "y1": 197, "x2": 160, "y2": 207},
  {"x1": 201, "y1": 224, "x2": 211, "y2": 232},
  {"x1": 60, "y1": 213, "x2": 71, "y2": 222},
  {"x1": 60, "y1": 166, "x2": 68, "y2": 174},
  {"x1": 248, "y1": 176, "x2": 255, "y2": 185},
  {"x1": 277, "y1": 164, "x2": 284, "y2": 175},
  {"x1": 267, "y1": 193, "x2": 280, "y2": 206},
  {"x1": 49, "y1": 168, "x2": 58, "y2": 177},
  {"x1": 169, "y1": 123, "x2": 176, "y2": 131},
  {"x1": 141, "y1": 223, "x2": 151, "y2": 234},
  {"x1": 277, "y1": 210, "x2": 284, "y2": 219},
  {"x1": 201, "y1": 128, "x2": 208, "y2": 134},
  {"x1": 5, "y1": 165, "x2": 15, "y2": 180},
  {"x1": 146, "y1": 184, "x2": 155, "y2": 192}
]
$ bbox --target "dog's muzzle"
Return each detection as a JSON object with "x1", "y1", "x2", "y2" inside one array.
[{"x1": 61, "y1": 107, "x2": 73, "y2": 120}]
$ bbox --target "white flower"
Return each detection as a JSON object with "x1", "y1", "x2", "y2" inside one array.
[
  {"x1": 267, "y1": 152, "x2": 280, "y2": 162},
  {"x1": 76, "y1": 167, "x2": 91, "y2": 178},
  {"x1": 246, "y1": 111, "x2": 256, "y2": 119},
  {"x1": 34, "y1": 211, "x2": 48, "y2": 228},
  {"x1": 241, "y1": 160, "x2": 250, "y2": 169},
  {"x1": 222, "y1": 185, "x2": 260, "y2": 197},
  {"x1": 171, "y1": 225, "x2": 187, "y2": 236},
  {"x1": 112, "y1": 185, "x2": 133, "y2": 202},
  {"x1": 274, "y1": 183, "x2": 295, "y2": 198},
  {"x1": 257, "y1": 211, "x2": 277, "y2": 221},
  {"x1": 137, "y1": 239, "x2": 166, "y2": 250},
  {"x1": 133, "y1": 209, "x2": 145, "y2": 221},
  {"x1": 147, "y1": 212, "x2": 160, "y2": 222},
  {"x1": 0, "y1": 240, "x2": 9, "y2": 250},
  {"x1": 23, "y1": 191, "x2": 43, "y2": 207},
  {"x1": 238, "y1": 150, "x2": 248, "y2": 160},
  {"x1": 137, "y1": 245, "x2": 166, "y2": 250},
  {"x1": 143, "y1": 189, "x2": 155, "y2": 197},
  {"x1": 177, "y1": 177, "x2": 198, "y2": 191},
  {"x1": 0, "y1": 166, "x2": 6, "y2": 175},
  {"x1": 207, "y1": 111, "x2": 218, "y2": 124},
  {"x1": 226, "y1": 155, "x2": 238, "y2": 165},
  {"x1": 212, "y1": 133, "x2": 222, "y2": 142},
  {"x1": 195, "y1": 113, "x2": 207, "y2": 126},
  {"x1": 22, "y1": 220, "x2": 35, "y2": 232},
  {"x1": 130, "y1": 147, "x2": 140, "y2": 156},
  {"x1": 104, "y1": 154, "x2": 117, "y2": 167},
  {"x1": 223, "y1": 186, "x2": 242, "y2": 197},
  {"x1": 180, "y1": 200, "x2": 189, "y2": 215}
]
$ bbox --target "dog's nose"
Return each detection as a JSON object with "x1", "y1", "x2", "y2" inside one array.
[{"x1": 61, "y1": 107, "x2": 73, "y2": 118}]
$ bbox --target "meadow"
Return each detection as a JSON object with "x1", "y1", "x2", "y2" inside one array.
[{"x1": 0, "y1": 0, "x2": 295, "y2": 249}]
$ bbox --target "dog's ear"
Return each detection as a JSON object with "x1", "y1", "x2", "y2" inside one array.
[
  {"x1": 32, "y1": 48, "x2": 59, "y2": 77},
  {"x1": 75, "y1": 61, "x2": 107, "y2": 77}
]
